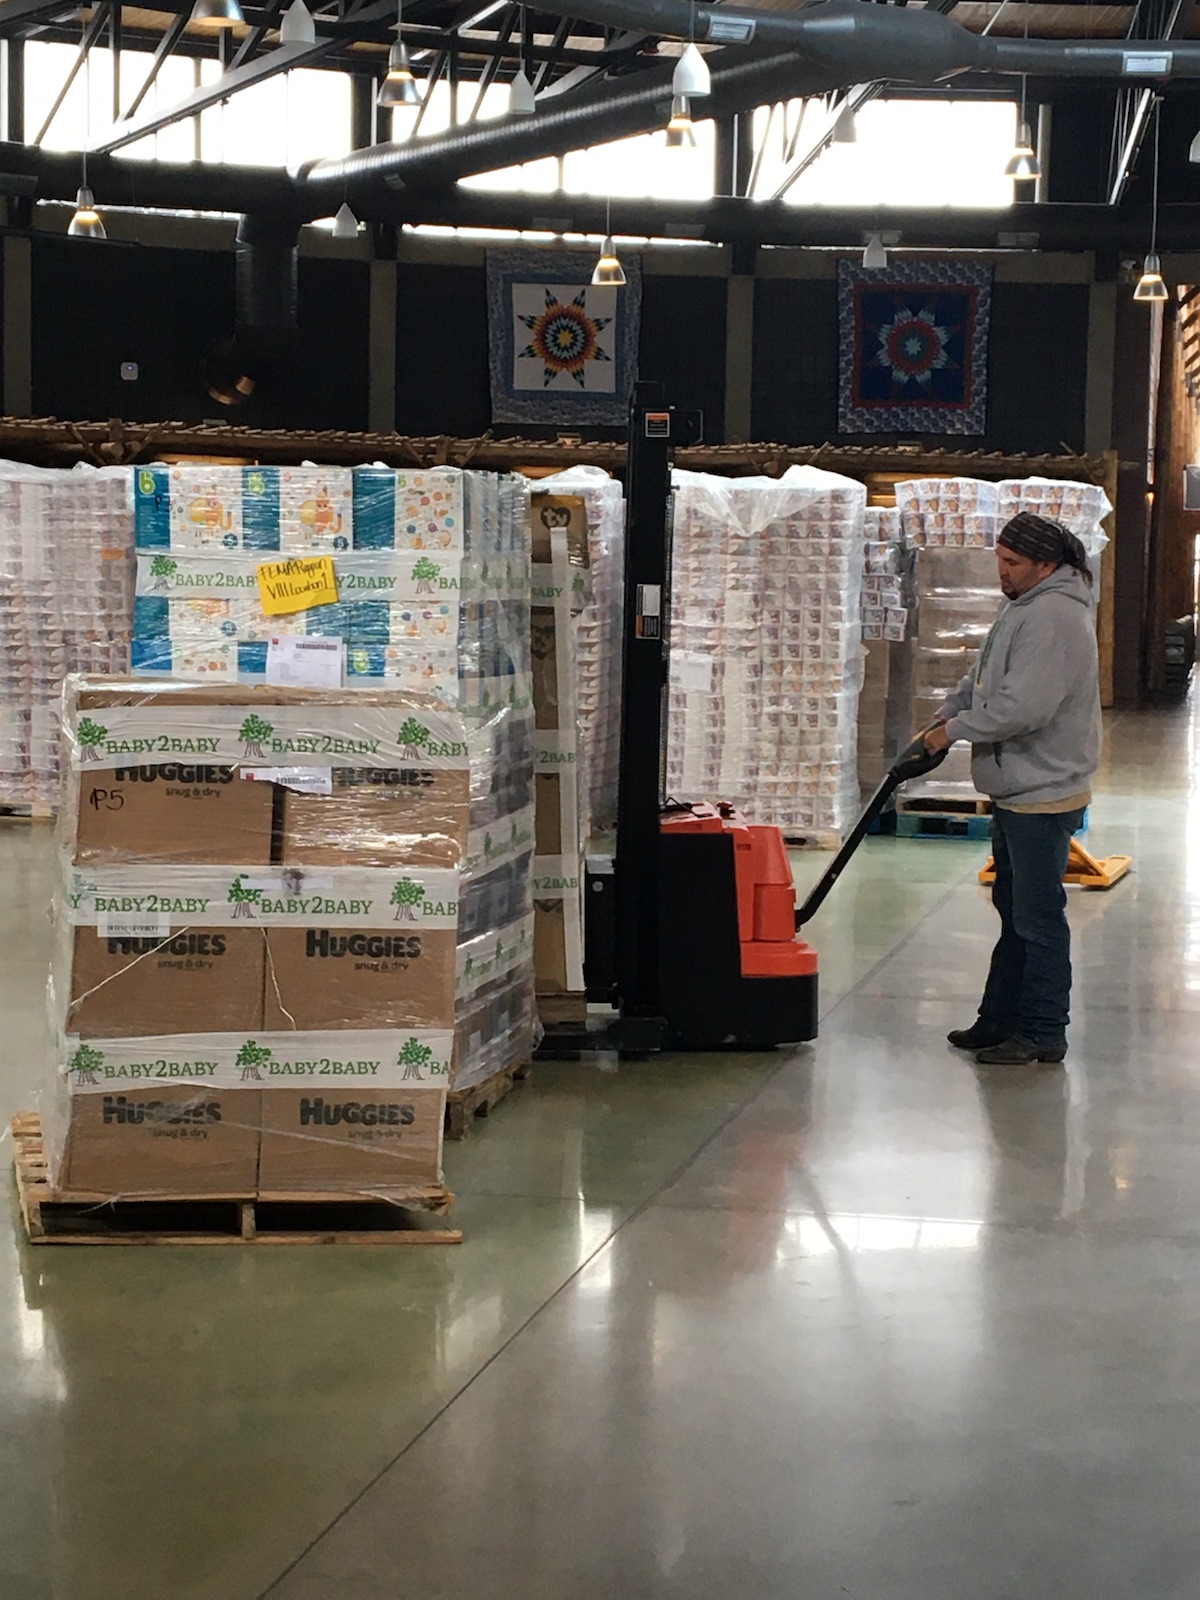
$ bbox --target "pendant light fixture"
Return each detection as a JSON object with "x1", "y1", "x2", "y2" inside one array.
[
  {"x1": 508, "y1": 68, "x2": 536, "y2": 114},
  {"x1": 378, "y1": 0, "x2": 421, "y2": 108},
  {"x1": 279, "y1": 0, "x2": 316, "y2": 44},
  {"x1": 191, "y1": 0, "x2": 245, "y2": 29},
  {"x1": 591, "y1": 199, "x2": 626, "y2": 288},
  {"x1": 673, "y1": 44, "x2": 710, "y2": 98},
  {"x1": 507, "y1": 6, "x2": 536, "y2": 114},
  {"x1": 665, "y1": 95, "x2": 696, "y2": 149},
  {"x1": 68, "y1": 180, "x2": 106, "y2": 240},
  {"x1": 673, "y1": 4, "x2": 710, "y2": 98},
  {"x1": 332, "y1": 201, "x2": 360, "y2": 239},
  {"x1": 1004, "y1": 8, "x2": 1041, "y2": 180},
  {"x1": 68, "y1": 32, "x2": 105, "y2": 240},
  {"x1": 1134, "y1": 97, "x2": 1169, "y2": 303},
  {"x1": 862, "y1": 232, "x2": 887, "y2": 270}
]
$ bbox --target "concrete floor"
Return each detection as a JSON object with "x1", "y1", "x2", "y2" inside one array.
[{"x1": 0, "y1": 704, "x2": 1193, "y2": 1599}]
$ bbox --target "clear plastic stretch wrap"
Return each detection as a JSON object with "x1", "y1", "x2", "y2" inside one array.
[
  {"x1": 48, "y1": 596, "x2": 534, "y2": 1193},
  {"x1": 900, "y1": 475, "x2": 1109, "y2": 803},
  {"x1": 0, "y1": 461, "x2": 134, "y2": 808},
  {"x1": 858, "y1": 506, "x2": 917, "y2": 797},
  {"x1": 528, "y1": 465, "x2": 625, "y2": 841},
  {"x1": 129, "y1": 464, "x2": 536, "y2": 1097},
  {"x1": 666, "y1": 467, "x2": 866, "y2": 838}
]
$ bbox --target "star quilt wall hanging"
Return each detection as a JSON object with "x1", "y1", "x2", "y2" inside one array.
[
  {"x1": 487, "y1": 247, "x2": 643, "y2": 426},
  {"x1": 837, "y1": 257, "x2": 993, "y2": 435}
]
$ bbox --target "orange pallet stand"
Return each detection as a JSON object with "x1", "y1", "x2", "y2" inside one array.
[{"x1": 978, "y1": 838, "x2": 1132, "y2": 891}]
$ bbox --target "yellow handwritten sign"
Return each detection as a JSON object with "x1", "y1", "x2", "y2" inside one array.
[{"x1": 257, "y1": 555, "x2": 339, "y2": 617}]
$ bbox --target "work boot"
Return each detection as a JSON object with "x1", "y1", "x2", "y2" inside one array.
[
  {"x1": 947, "y1": 1021, "x2": 1008, "y2": 1051},
  {"x1": 975, "y1": 1037, "x2": 1067, "y2": 1066}
]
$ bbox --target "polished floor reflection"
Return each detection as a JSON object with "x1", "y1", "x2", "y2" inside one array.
[{"x1": 2, "y1": 705, "x2": 1197, "y2": 1599}]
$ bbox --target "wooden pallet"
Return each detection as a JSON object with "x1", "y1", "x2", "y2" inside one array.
[
  {"x1": 445, "y1": 1061, "x2": 532, "y2": 1140},
  {"x1": 899, "y1": 795, "x2": 992, "y2": 816},
  {"x1": 0, "y1": 802, "x2": 53, "y2": 823},
  {"x1": 783, "y1": 830, "x2": 845, "y2": 852},
  {"x1": 9, "y1": 1114, "x2": 461, "y2": 1245}
]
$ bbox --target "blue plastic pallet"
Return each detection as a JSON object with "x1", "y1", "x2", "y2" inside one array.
[{"x1": 896, "y1": 811, "x2": 992, "y2": 841}]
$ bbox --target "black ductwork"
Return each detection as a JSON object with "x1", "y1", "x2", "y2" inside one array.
[
  {"x1": 203, "y1": 213, "x2": 300, "y2": 408},
  {"x1": 300, "y1": 0, "x2": 1200, "y2": 210},
  {"x1": 1, "y1": 0, "x2": 1200, "y2": 224}
]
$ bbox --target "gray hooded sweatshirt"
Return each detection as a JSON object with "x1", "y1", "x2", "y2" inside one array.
[{"x1": 937, "y1": 565, "x2": 1102, "y2": 807}]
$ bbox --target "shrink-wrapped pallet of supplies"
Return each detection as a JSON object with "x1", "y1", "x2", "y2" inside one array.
[{"x1": 666, "y1": 467, "x2": 865, "y2": 840}]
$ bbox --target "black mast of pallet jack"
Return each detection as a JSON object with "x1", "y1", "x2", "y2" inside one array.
[{"x1": 612, "y1": 384, "x2": 676, "y2": 1044}]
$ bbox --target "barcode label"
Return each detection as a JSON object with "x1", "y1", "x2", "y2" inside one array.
[{"x1": 97, "y1": 915, "x2": 172, "y2": 941}]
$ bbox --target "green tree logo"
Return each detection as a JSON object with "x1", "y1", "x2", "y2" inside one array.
[
  {"x1": 149, "y1": 554, "x2": 178, "y2": 590},
  {"x1": 413, "y1": 556, "x2": 441, "y2": 595},
  {"x1": 228, "y1": 875, "x2": 262, "y2": 919},
  {"x1": 463, "y1": 953, "x2": 475, "y2": 981},
  {"x1": 398, "y1": 1038, "x2": 433, "y2": 1080},
  {"x1": 76, "y1": 718, "x2": 108, "y2": 762},
  {"x1": 238, "y1": 714, "x2": 274, "y2": 759},
  {"x1": 397, "y1": 718, "x2": 431, "y2": 761},
  {"x1": 69, "y1": 1043, "x2": 104, "y2": 1085},
  {"x1": 390, "y1": 878, "x2": 424, "y2": 922},
  {"x1": 236, "y1": 1040, "x2": 272, "y2": 1081}
]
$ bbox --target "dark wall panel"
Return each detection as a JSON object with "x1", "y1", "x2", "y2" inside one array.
[
  {"x1": 639, "y1": 274, "x2": 727, "y2": 444},
  {"x1": 985, "y1": 282, "x2": 1089, "y2": 455},
  {"x1": 283, "y1": 256, "x2": 370, "y2": 432},
  {"x1": 751, "y1": 273, "x2": 1089, "y2": 455},
  {"x1": 751, "y1": 277, "x2": 837, "y2": 445},
  {"x1": 395, "y1": 261, "x2": 491, "y2": 437},
  {"x1": 30, "y1": 241, "x2": 369, "y2": 430},
  {"x1": 31, "y1": 238, "x2": 233, "y2": 424}
]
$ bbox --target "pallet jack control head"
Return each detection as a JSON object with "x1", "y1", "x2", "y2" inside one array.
[{"x1": 889, "y1": 732, "x2": 951, "y2": 785}]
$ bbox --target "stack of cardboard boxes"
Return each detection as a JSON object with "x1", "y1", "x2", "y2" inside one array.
[
  {"x1": 132, "y1": 463, "x2": 537, "y2": 1097},
  {"x1": 528, "y1": 491, "x2": 590, "y2": 1015},
  {"x1": 857, "y1": 507, "x2": 916, "y2": 797},
  {"x1": 533, "y1": 466, "x2": 625, "y2": 840},
  {"x1": 45, "y1": 674, "x2": 535, "y2": 1197}
]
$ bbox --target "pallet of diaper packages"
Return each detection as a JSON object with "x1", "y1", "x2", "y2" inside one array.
[
  {"x1": 529, "y1": 492, "x2": 587, "y2": 1008},
  {"x1": 43, "y1": 675, "x2": 532, "y2": 1198},
  {"x1": 129, "y1": 465, "x2": 524, "y2": 690}
]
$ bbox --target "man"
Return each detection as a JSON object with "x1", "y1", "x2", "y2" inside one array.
[{"x1": 921, "y1": 512, "x2": 1102, "y2": 1066}]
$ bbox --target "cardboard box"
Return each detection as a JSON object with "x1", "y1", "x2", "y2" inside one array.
[
  {"x1": 280, "y1": 767, "x2": 470, "y2": 868},
  {"x1": 68, "y1": 927, "x2": 265, "y2": 1039},
  {"x1": 258, "y1": 1086, "x2": 444, "y2": 1190},
  {"x1": 531, "y1": 607, "x2": 561, "y2": 730},
  {"x1": 534, "y1": 899, "x2": 569, "y2": 994},
  {"x1": 535, "y1": 773, "x2": 563, "y2": 854},
  {"x1": 75, "y1": 765, "x2": 276, "y2": 865},
  {"x1": 262, "y1": 927, "x2": 456, "y2": 1031},
  {"x1": 58, "y1": 1086, "x2": 261, "y2": 1194}
]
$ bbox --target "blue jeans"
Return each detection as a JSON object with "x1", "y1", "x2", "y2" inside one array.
[{"x1": 978, "y1": 806, "x2": 1085, "y2": 1049}]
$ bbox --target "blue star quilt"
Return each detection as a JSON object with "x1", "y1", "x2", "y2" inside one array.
[{"x1": 837, "y1": 258, "x2": 992, "y2": 435}]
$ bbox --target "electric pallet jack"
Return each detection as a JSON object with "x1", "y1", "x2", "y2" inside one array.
[{"x1": 543, "y1": 385, "x2": 947, "y2": 1058}]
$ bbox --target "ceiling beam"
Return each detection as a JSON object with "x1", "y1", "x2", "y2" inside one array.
[
  {"x1": 92, "y1": 34, "x2": 342, "y2": 154},
  {"x1": 121, "y1": 11, "x2": 190, "y2": 122}
]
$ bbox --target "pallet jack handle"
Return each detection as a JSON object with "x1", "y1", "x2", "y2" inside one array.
[{"x1": 794, "y1": 733, "x2": 950, "y2": 929}]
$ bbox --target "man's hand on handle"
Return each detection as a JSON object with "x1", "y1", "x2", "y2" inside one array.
[{"x1": 921, "y1": 719, "x2": 953, "y2": 756}]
